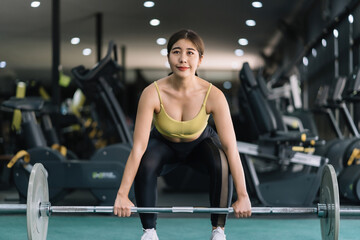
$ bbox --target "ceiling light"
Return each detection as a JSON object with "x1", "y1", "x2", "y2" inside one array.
[
  {"x1": 0, "y1": 61, "x2": 6, "y2": 68},
  {"x1": 321, "y1": 39, "x2": 327, "y2": 47},
  {"x1": 160, "y1": 49, "x2": 167, "y2": 56},
  {"x1": 144, "y1": 1, "x2": 155, "y2": 8},
  {"x1": 246, "y1": 19, "x2": 256, "y2": 27},
  {"x1": 252, "y1": 1, "x2": 263, "y2": 8},
  {"x1": 31, "y1": 1, "x2": 40, "y2": 8},
  {"x1": 150, "y1": 19, "x2": 160, "y2": 26},
  {"x1": 156, "y1": 38, "x2": 166, "y2": 45},
  {"x1": 333, "y1": 29, "x2": 338, "y2": 38},
  {"x1": 223, "y1": 81, "x2": 232, "y2": 89},
  {"x1": 302, "y1": 56, "x2": 308, "y2": 66},
  {"x1": 348, "y1": 14, "x2": 354, "y2": 23},
  {"x1": 312, "y1": 48, "x2": 317, "y2": 57},
  {"x1": 71, "y1": 37, "x2": 80, "y2": 45},
  {"x1": 82, "y1": 48, "x2": 92, "y2": 56},
  {"x1": 234, "y1": 49, "x2": 244, "y2": 56},
  {"x1": 238, "y1": 38, "x2": 248, "y2": 46}
]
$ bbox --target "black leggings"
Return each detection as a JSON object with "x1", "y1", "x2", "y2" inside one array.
[{"x1": 134, "y1": 126, "x2": 233, "y2": 229}]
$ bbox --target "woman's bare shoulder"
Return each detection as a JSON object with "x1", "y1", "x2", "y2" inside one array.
[
  {"x1": 140, "y1": 82, "x2": 157, "y2": 100},
  {"x1": 206, "y1": 82, "x2": 227, "y2": 111},
  {"x1": 139, "y1": 79, "x2": 164, "y2": 107},
  {"x1": 207, "y1": 82, "x2": 224, "y2": 98}
]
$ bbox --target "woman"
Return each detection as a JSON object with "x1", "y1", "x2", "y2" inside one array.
[{"x1": 114, "y1": 29, "x2": 251, "y2": 240}]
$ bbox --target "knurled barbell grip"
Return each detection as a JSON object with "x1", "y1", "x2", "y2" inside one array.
[{"x1": 43, "y1": 203, "x2": 319, "y2": 216}]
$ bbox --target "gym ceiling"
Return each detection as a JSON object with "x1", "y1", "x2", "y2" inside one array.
[{"x1": 0, "y1": 0, "x2": 311, "y2": 81}]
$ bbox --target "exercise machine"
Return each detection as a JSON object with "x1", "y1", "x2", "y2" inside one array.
[
  {"x1": 1, "y1": 41, "x2": 134, "y2": 205},
  {"x1": 234, "y1": 62, "x2": 327, "y2": 207}
]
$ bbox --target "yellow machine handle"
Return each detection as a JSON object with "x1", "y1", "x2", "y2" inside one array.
[{"x1": 7, "y1": 150, "x2": 30, "y2": 168}]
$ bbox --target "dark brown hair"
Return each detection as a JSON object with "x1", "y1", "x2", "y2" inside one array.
[{"x1": 167, "y1": 29, "x2": 205, "y2": 57}]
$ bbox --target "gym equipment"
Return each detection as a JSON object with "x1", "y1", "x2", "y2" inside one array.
[
  {"x1": 235, "y1": 62, "x2": 328, "y2": 207},
  {"x1": 1, "y1": 41, "x2": 134, "y2": 205},
  {"x1": 343, "y1": 67, "x2": 360, "y2": 131},
  {"x1": 319, "y1": 76, "x2": 359, "y2": 138},
  {"x1": 256, "y1": 70, "x2": 319, "y2": 135},
  {"x1": 238, "y1": 62, "x2": 320, "y2": 146},
  {"x1": 338, "y1": 164, "x2": 360, "y2": 202},
  {"x1": 314, "y1": 77, "x2": 360, "y2": 169},
  {"x1": 71, "y1": 41, "x2": 132, "y2": 146},
  {"x1": 1, "y1": 163, "x2": 360, "y2": 240},
  {"x1": 333, "y1": 69, "x2": 360, "y2": 202}
]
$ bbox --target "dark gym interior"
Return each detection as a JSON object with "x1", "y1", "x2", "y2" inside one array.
[{"x1": 0, "y1": 1, "x2": 360, "y2": 239}]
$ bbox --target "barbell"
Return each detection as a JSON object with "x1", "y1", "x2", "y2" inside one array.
[{"x1": 0, "y1": 163, "x2": 360, "y2": 240}]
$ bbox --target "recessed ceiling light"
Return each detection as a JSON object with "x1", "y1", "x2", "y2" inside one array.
[
  {"x1": 322, "y1": 39, "x2": 327, "y2": 47},
  {"x1": 0, "y1": 61, "x2": 6, "y2": 68},
  {"x1": 150, "y1": 19, "x2": 160, "y2": 26},
  {"x1": 246, "y1": 19, "x2": 256, "y2": 27},
  {"x1": 234, "y1": 49, "x2": 244, "y2": 56},
  {"x1": 31, "y1": 1, "x2": 41, "y2": 8},
  {"x1": 333, "y1": 29, "x2": 338, "y2": 38},
  {"x1": 312, "y1": 48, "x2": 317, "y2": 57},
  {"x1": 156, "y1": 38, "x2": 166, "y2": 45},
  {"x1": 71, "y1": 37, "x2": 80, "y2": 45},
  {"x1": 238, "y1": 38, "x2": 248, "y2": 46},
  {"x1": 82, "y1": 48, "x2": 92, "y2": 56},
  {"x1": 252, "y1": 1, "x2": 262, "y2": 8},
  {"x1": 302, "y1": 56, "x2": 308, "y2": 66},
  {"x1": 144, "y1": 1, "x2": 155, "y2": 8},
  {"x1": 348, "y1": 14, "x2": 354, "y2": 23},
  {"x1": 160, "y1": 49, "x2": 167, "y2": 56}
]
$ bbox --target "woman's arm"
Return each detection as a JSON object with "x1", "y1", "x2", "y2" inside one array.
[
  {"x1": 208, "y1": 86, "x2": 252, "y2": 218},
  {"x1": 114, "y1": 84, "x2": 157, "y2": 217}
]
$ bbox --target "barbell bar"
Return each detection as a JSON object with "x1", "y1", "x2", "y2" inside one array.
[
  {"x1": 1, "y1": 203, "x2": 359, "y2": 216},
  {"x1": 1, "y1": 163, "x2": 360, "y2": 240},
  {"x1": 0, "y1": 204, "x2": 329, "y2": 215}
]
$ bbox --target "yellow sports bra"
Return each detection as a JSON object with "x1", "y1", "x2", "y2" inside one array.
[{"x1": 153, "y1": 81, "x2": 212, "y2": 139}]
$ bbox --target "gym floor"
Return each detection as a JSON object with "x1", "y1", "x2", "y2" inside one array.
[{"x1": 0, "y1": 178, "x2": 359, "y2": 240}]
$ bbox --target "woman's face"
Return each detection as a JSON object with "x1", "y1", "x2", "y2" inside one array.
[{"x1": 168, "y1": 38, "x2": 203, "y2": 78}]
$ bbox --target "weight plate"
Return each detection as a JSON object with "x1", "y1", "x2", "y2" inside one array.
[
  {"x1": 320, "y1": 164, "x2": 340, "y2": 240},
  {"x1": 27, "y1": 163, "x2": 49, "y2": 240}
]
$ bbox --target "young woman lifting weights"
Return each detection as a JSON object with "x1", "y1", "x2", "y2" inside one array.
[{"x1": 114, "y1": 29, "x2": 251, "y2": 240}]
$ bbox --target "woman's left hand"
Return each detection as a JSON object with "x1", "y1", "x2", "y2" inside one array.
[{"x1": 231, "y1": 195, "x2": 252, "y2": 218}]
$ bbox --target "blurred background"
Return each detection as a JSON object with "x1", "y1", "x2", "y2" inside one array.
[{"x1": 0, "y1": 0, "x2": 360, "y2": 209}]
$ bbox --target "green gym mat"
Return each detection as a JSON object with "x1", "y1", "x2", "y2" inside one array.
[{"x1": 1, "y1": 215, "x2": 359, "y2": 239}]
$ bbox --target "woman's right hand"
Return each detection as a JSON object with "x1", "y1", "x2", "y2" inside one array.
[{"x1": 113, "y1": 193, "x2": 135, "y2": 217}]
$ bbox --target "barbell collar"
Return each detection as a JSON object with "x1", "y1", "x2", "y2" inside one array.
[
  {"x1": 40, "y1": 202, "x2": 51, "y2": 217},
  {"x1": 317, "y1": 203, "x2": 327, "y2": 218}
]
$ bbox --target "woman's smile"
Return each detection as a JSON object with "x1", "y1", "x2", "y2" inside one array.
[{"x1": 177, "y1": 66, "x2": 190, "y2": 71}]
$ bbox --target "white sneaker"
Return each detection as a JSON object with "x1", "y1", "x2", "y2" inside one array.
[
  {"x1": 210, "y1": 227, "x2": 226, "y2": 240},
  {"x1": 141, "y1": 228, "x2": 159, "y2": 240}
]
